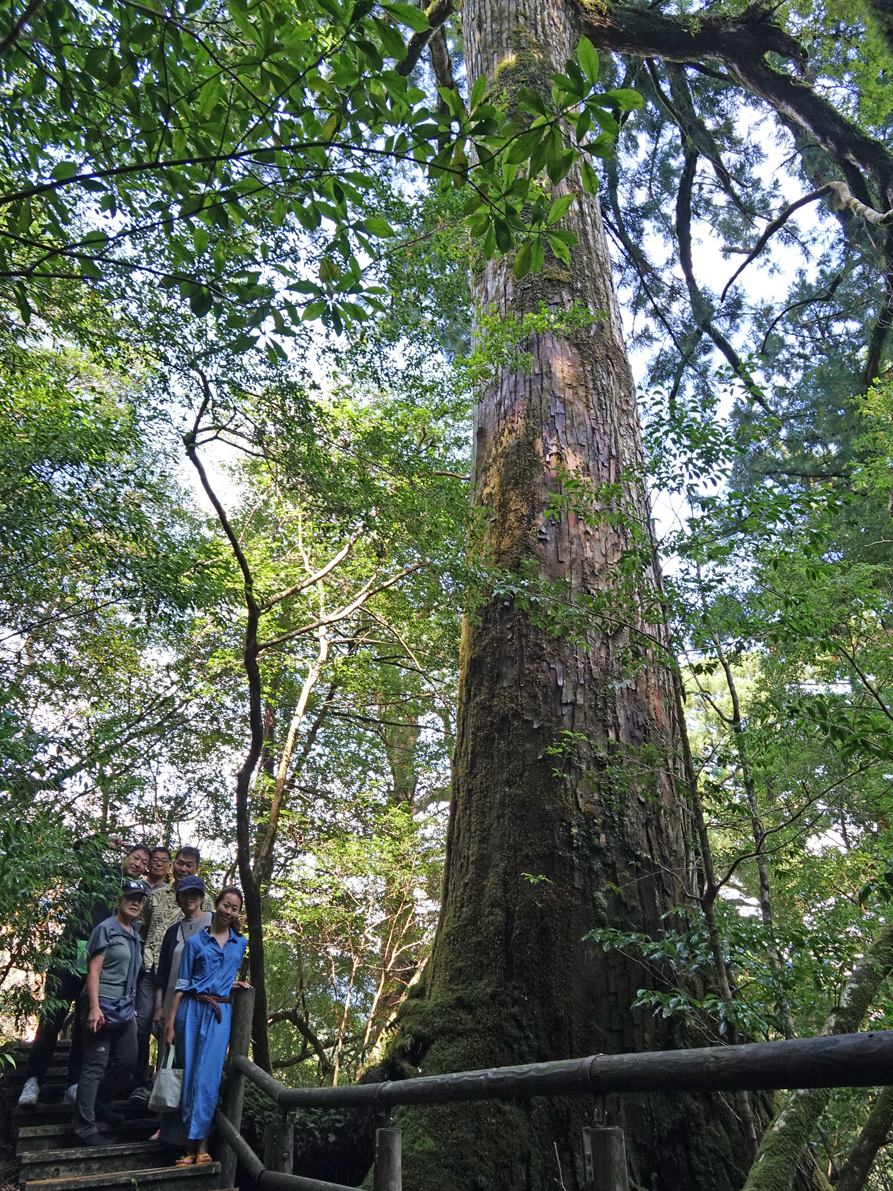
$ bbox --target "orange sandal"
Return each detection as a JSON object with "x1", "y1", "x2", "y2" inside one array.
[
  {"x1": 175, "y1": 1155, "x2": 195, "y2": 1166},
  {"x1": 195, "y1": 1154, "x2": 213, "y2": 1165}
]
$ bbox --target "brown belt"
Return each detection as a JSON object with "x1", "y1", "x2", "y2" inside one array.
[{"x1": 186, "y1": 991, "x2": 231, "y2": 1022}]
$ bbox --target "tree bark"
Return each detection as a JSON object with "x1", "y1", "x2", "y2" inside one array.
[
  {"x1": 742, "y1": 925, "x2": 893, "y2": 1191},
  {"x1": 835, "y1": 1086, "x2": 893, "y2": 1191},
  {"x1": 373, "y1": 0, "x2": 754, "y2": 1187}
]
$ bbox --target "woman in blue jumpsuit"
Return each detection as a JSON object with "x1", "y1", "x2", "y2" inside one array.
[{"x1": 164, "y1": 886, "x2": 248, "y2": 1165}]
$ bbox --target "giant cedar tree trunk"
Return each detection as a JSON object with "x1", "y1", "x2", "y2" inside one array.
[{"x1": 374, "y1": 1, "x2": 752, "y2": 1188}]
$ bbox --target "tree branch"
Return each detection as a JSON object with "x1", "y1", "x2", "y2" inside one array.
[
  {"x1": 395, "y1": 0, "x2": 453, "y2": 78},
  {"x1": 0, "y1": 0, "x2": 44, "y2": 56},
  {"x1": 578, "y1": 3, "x2": 893, "y2": 208},
  {"x1": 721, "y1": 182, "x2": 893, "y2": 302},
  {"x1": 259, "y1": 528, "x2": 364, "y2": 611},
  {"x1": 256, "y1": 562, "x2": 428, "y2": 653}
]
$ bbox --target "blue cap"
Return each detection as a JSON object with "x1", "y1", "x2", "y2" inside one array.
[
  {"x1": 177, "y1": 876, "x2": 206, "y2": 896},
  {"x1": 120, "y1": 880, "x2": 150, "y2": 899}
]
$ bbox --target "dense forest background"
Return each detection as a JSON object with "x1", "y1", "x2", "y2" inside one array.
[{"x1": 4, "y1": 0, "x2": 893, "y2": 1186}]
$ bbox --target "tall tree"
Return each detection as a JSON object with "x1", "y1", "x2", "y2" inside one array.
[{"x1": 372, "y1": 4, "x2": 755, "y2": 1190}]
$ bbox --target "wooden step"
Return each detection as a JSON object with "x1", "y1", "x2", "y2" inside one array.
[
  {"x1": 17, "y1": 1120, "x2": 161, "y2": 1154},
  {"x1": 9, "y1": 1080, "x2": 69, "y2": 1102},
  {"x1": 11, "y1": 1100, "x2": 141, "y2": 1132},
  {"x1": 21, "y1": 1161, "x2": 222, "y2": 1191},
  {"x1": 19, "y1": 1141, "x2": 165, "y2": 1181},
  {"x1": 4, "y1": 1042, "x2": 71, "y2": 1058},
  {"x1": 6, "y1": 1067, "x2": 70, "y2": 1087}
]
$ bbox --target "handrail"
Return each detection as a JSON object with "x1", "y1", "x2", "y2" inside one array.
[
  {"x1": 215, "y1": 1110, "x2": 359, "y2": 1191},
  {"x1": 234, "y1": 1028, "x2": 893, "y2": 1109}
]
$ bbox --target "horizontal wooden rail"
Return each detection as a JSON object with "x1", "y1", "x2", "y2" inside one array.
[
  {"x1": 234, "y1": 1029, "x2": 893, "y2": 1110},
  {"x1": 215, "y1": 1109, "x2": 358, "y2": 1191}
]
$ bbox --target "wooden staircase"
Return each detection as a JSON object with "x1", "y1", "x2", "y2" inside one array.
[{"x1": 3, "y1": 1038, "x2": 238, "y2": 1191}]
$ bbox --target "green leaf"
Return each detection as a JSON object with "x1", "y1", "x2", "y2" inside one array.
[
  {"x1": 506, "y1": 129, "x2": 545, "y2": 166},
  {"x1": 512, "y1": 240, "x2": 532, "y2": 279},
  {"x1": 517, "y1": 87, "x2": 550, "y2": 118},
  {"x1": 547, "y1": 231, "x2": 572, "y2": 265},
  {"x1": 580, "y1": 159, "x2": 599, "y2": 195},
  {"x1": 587, "y1": 132, "x2": 614, "y2": 160},
  {"x1": 546, "y1": 193, "x2": 575, "y2": 225},
  {"x1": 363, "y1": 215, "x2": 397, "y2": 237},
  {"x1": 372, "y1": 17, "x2": 407, "y2": 57},
  {"x1": 382, "y1": 3, "x2": 429, "y2": 32},
  {"x1": 320, "y1": 112, "x2": 340, "y2": 141},
  {"x1": 469, "y1": 75, "x2": 487, "y2": 111},
  {"x1": 604, "y1": 87, "x2": 644, "y2": 111},
  {"x1": 189, "y1": 288, "x2": 213, "y2": 316},
  {"x1": 51, "y1": 161, "x2": 79, "y2": 180},
  {"x1": 588, "y1": 106, "x2": 619, "y2": 136},
  {"x1": 531, "y1": 238, "x2": 545, "y2": 272},
  {"x1": 578, "y1": 37, "x2": 600, "y2": 85},
  {"x1": 493, "y1": 217, "x2": 513, "y2": 253}
]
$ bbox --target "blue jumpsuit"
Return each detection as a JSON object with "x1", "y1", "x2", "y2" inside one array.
[{"x1": 173, "y1": 925, "x2": 248, "y2": 1140}]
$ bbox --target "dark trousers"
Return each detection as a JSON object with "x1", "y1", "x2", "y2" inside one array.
[
  {"x1": 74, "y1": 1007, "x2": 137, "y2": 1136},
  {"x1": 134, "y1": 968, "x2": 155, "y2": 1087},
  {"x1": 26, "y1": 966, "x2": 85, "y2": 1084}
]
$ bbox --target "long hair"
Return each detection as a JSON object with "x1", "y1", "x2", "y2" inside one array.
[{"x1": 215, "y1": 885, "x2": 244, "y2": 935}]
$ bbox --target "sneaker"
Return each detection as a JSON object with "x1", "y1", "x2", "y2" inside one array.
[
  {"x1": 17, "y1": 1077, "x2": 40, "y2": 1107},
  {"x1": 63, "y1": 1083, "x2": 77, "y2": 1108},
  {"x1": 129, "y1": 1084, "x2": 151, "y2": 1106},
  {"x1": 79, "y1": 1131, "x2": 113, "y2": 1148}
]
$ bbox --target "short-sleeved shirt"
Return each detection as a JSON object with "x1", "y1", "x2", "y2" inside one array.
[
  {"x1": 85, "y1": 917, "x2": 142, "y2": 1000},
  {"x1": 137, "y1": 883, "x2": 213, "y2": 972},
  {"x1": 175, "y1": 926, "x2": 247, "y2": 997}
]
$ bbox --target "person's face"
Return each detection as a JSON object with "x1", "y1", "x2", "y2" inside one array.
[
  {"x1": 123, "y1": 849, "x2": 149, "y2": 879},
  {"x1": 215, "y1": 893, "x2": 242, "y2": 927},
  {"x1": 119, "y1": 894, "x2": 145, "y2": 922},
  {"x1": 177, "y1": 890, "x2": 203, "y2": 919},
  {"x1": 150, "y1": 852, "x2": 171, "y2": 881},
  {"x1": 173, "y1": 852, "x2": 198, "y2": 882}
]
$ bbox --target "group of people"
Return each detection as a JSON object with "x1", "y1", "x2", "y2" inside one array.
[{"x1": 18, "y1": 838, "x2": 249, "y2": 1166}]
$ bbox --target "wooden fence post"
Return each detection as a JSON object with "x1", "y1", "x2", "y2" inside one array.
[
  {"x1": 264, "y1": 1112, "x2": 294, "y2": 1174},
  {"x1": 217, "y1": 984, "x2": 256, "y2": 1189},
  {"x1": 582, "y1": 1127, "x2": 629, "y2": 1191},
  {"x1": 374, "y1": 1126, "x2": 402, "y2": 1191}
]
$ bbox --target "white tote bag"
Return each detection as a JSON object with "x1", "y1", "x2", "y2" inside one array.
[{"x1": 149, "y1": 1044, "x2": 182, "y2": 1113}]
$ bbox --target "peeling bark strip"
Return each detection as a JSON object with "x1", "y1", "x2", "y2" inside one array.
[
  {"x1": 377, "y1": 0, "x2": 752, "y2": 1185},
  {"x1": 742, "y1": 925, "x2": 893, "y2": 1191}
]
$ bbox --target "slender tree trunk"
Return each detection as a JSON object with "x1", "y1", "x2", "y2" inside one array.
[
  {"x1": 835, "y1": 1086, "x2": 893, "y2": 1191},
  {"x1": 715, "y1": 649, "x2": 796, "y2": 1041},
  {"x1": 375, "y1": 1, "x2": 753, "y2": 1186},
  {"x1": 743, "y1": 924, "x2": 893, "y2": 1191},
  {"x1": 253, "y1": 627, "x2": 329, "y2": 889}
]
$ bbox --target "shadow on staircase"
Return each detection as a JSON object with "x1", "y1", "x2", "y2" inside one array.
[{"x1": 2, "y1": 1038, "x2": 238, "y2": 1191}]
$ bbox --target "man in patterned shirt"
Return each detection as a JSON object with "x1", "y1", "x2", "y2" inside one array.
[{"x1": 130, "y1": 846, "x2": 213, "y2": 1104}]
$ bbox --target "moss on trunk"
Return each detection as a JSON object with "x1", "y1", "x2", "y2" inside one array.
[{"x1": 370, "y1": 0, "x2": 757, "y2": 1185}]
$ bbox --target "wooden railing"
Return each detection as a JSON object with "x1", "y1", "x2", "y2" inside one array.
[{"x1": 214, "y1": 987, "x2": 893, "y2": 1191}]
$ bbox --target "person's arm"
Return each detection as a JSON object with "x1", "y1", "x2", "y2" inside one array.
[
  {"x1": 165, "y1": 933, "x2": 197, "y2": 1045},
  {"x1": 153, "y1": 924, "x2": 177, "y2": 1032},
  {"x1": 85, "y1": 953, "x2": 106, "y2": 1034},
  {"x1": 136, "y1": 891, "x2": 152, "y2": 942},
  {"x1": 164, "y1": 990, "x2": 183, "y2": 1047}
]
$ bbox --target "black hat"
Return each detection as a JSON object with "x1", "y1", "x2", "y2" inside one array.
[
  {"x1": 120, "y1": 880, "x2": 150, "y2": 899},
  {"x1": 177, "y1": 876, "x2": 206, "y2": 896}
]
